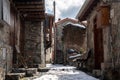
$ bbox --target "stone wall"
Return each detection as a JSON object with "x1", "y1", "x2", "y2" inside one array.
[
  {"x1": 86, "y1": 2, "x2": 120, "y2": 79},
  {"x1": 46, "y1": 48, "x2": 52, "y2": 63},
  {"x1": 86, "y1": 9, "x2": 97, "y2": 71},
  {"x1": 101, "y1": 3, "x2": 120, "y2": 80},
  {"x1": 110, "y1": 3, "x2": 120, "y2": 69},
  {"x1": 55, "y1": 24, "x2": 64, "y2": 64},
  {"x1": 55, "y1": 19, "x2": 79, "y2": 64},
  {"x1": 24, "y1": 21, "x2": 41, "y2": 67},
  {"x1": 0, "y1": 67, "x2": 5, "y2": 80},
  {"x1": 63, "y1": 26, "x2": 86, "y2": 51},
  {"x1": 102, "y1": 3, "x2": 120, "y2": 80},
  {"x1": 0, "y1": 23, "x2": 13, "y2": 80}
]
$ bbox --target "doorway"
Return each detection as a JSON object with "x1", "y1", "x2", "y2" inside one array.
[{"x1": 93, "y1": 17, "x2": 104, "y2": 69}]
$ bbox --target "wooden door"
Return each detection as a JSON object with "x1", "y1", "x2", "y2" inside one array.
[{"x1": 94, "y1": 17, "x2": 104, "y2": 69}]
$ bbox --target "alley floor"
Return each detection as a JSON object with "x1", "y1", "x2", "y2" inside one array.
[{"x1": 21, "y1": 64, "x2": 99, "y2": 80}]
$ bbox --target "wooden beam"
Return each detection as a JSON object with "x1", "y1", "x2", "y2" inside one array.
[
  {"x1": 19, "y1": 8, "x2": 44, "y2": 12},
  {"x1": 24, "y1": 18, "x2": 45, "y2": 21},
  {"x1": 20, "y1": 12, "x2": 44, "y2": 15},
  {"x1": 26, "y1": 14, "x2": 45, "y2": 17},
  {"x1": 19, "y1": 9, "x2": 44, "y2": 14},
  {"x1": 15, "y1": 2, "x2": 43, "y2": 5},
  {"x1": 16, "y1": 5, "x2": 44, "y2": 9},
  {"x1": 24, "y1": 13, "x2": 45, "y2": 18},
  {"x1": 19, "y1": 11, "x2": 45, "y2": 15},
  {"x1": 27, "y1": 13, "x2": 45, "y2": 15}
]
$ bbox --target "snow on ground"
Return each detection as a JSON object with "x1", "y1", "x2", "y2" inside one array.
[
  {"x1": 34, "y1": 64, "x2": 99, "y2": 80},
  {"x1": 46, "y1": 64, "x2": 76, "y2": 70}
]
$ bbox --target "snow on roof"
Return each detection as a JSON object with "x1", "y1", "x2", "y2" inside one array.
[
  {"x1": 64, "y1": 22, "x2": 86, "y2": 29},
  {"x1": 56, "y1": 18, "x2": 78, "y2": 24},
  {"x1": 69, "y1": 54, "x2": 82, "y2": 59},
  {"x1": 68, "y1": 49, "x2": 76, "y2": 53},
  {"x1": 69, "y1": 49, "x2": 75, "y2": 52}
]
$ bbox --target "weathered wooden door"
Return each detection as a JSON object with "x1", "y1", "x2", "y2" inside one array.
[{"x1": 94, "y1": 17, "x2": 104, "y2": 69}]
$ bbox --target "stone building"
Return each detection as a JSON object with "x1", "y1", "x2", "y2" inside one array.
[
  {"x1": 54, "y1": 18, "x2": 86, "y2": 64},
  {"x1": 63, "y1": 22, "x2": 86, "y2": 65},
  {"x1": 76, "y1": 0, "x2": 120, "y2": 79},
  {"x1": 55, "y1": 18, "x2": 79, "y2": 64},
  {"x1": 0, "y1": 0, "x2": 45, "y2": 79}
]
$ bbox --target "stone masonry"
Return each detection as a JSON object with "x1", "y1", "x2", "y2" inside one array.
[
  {"x1": 80, "y1": 1, "x2": 120, "y2": 79},
  {"x1": 0, "y1": 23, "x2": 13, "y2": 80},
  {"x1": 55, "y1": 18, "x2": 78, "y2": 64},
  {"x1": 24, "y1": 21, "x2": 41, "y2": 67}
]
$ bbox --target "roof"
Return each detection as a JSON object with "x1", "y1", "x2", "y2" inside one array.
[
  {"x1": 12, "y1": 0, "x2": 45, "y2": 21},
  {"x1": 64, "y1": 22, "x2": 86, "y2": 29},
  {"x1": 56, "y1": 18, "x2": 78, "y2": 24},
  {"x1": 76, "y1": 0, "x2": 100, "y2": 21}
]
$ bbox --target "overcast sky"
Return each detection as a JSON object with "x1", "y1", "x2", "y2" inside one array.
[{"x1": 45, "y1": 0, "x2": 85, "y2": 21}]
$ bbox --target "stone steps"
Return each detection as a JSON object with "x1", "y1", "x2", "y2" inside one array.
[
  {"x1": 5, "y1": 73, "x2": 25, "y2": 80},
  {"x1": 5, "y1": 68, "x2": 38, "y2": 80},
  {"x1": 38, "y1": 68, "x2": 50, "y2": 72}
]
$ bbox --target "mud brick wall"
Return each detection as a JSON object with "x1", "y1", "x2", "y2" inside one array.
[{"x1": 24, "y1": 21, "x2": 41, "y2": 67}]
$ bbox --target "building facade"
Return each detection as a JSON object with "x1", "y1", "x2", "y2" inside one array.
[
  {"x1": 55, "y1": 18, "x2": 79, "y2": 64},
  {"x1": 77, "y1": 0, "x2": 120, "y2": 79},
  {"x1": 0, "y1": 0, "x2": 45, "y2": 79},
  {"x1": 63, "y1": 22, "x2": 86, "y2": 65},
  {"x1": 55, "y1": 18, "x2": 86, "y2": 64}
]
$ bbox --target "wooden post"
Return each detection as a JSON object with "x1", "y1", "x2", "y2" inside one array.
[
  {"x1": 53, "y1": 1, "x2": 56, "y2": 64},
  {"x1": 41, "y1": 21, "x2": 45, "y2": 68}
]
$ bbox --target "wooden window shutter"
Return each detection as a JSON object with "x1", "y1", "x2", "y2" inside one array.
[{"x1": 97, "y1": 5, "x2": 110, "y2": 28}]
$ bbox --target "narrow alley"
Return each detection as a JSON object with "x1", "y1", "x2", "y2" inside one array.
[
  {"x1": 22, "y1": 64, "x2": 99, "y2": 80},
  {"x1": 0, "y1": 0, "x2": 120, "y2": 80}
]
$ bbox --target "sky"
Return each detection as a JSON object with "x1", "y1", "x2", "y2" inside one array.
[{"x1": 45, "y1": 0, "x2": 85, "y2": 21}]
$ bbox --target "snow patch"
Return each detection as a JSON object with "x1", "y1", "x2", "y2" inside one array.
[
  {"x1": 34, "y1": 64, "x2": 99, "y2": 80},
  {"x1": 64, "y1": 22, "x2": 86, "y2": 29},
  {"x1": 69, "y1": 54, "x2": 82, "y2": 58}
]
